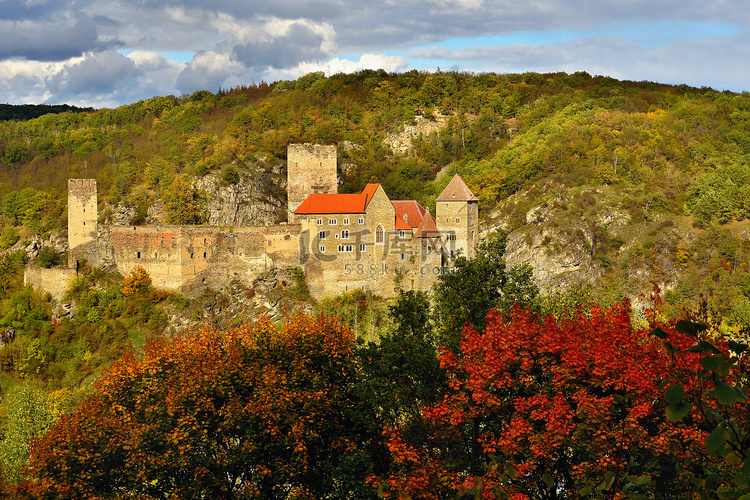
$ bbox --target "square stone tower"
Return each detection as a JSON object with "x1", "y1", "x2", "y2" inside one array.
[
  {"x1": 287, "y1": 144, "x2": 338, "y2": 221},
  {"x1": 68, "y1": 179, "x2": 98, "y2": 268},
  {"x1": 435, "y1": 174, "x2": 479, "y2": 259}
]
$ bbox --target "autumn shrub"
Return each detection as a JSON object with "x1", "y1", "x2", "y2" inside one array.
[{"x1": 120, "y1": 265, "x2": 152, "y2": 296}]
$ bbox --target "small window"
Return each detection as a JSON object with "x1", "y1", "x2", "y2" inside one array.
[
  {"x1": 347, "y1": 244, "x2": 352, "y2": 252},
  {"x1": 203, "y1": 252, "x2": 207, "y2": 258},
  {"x1": 399, "y1": 230, "x2": 406, "y2": 238},
  {"x1": 83, "y1": 222, "x2": 85, "y2": 226},
  {"x1": 329, "y1": 218, "x2": 337, "y2": 225},
  {"x1": 137, "y1": 252, "x2": 140, "y2": 259},
  {"x1": 343, "y1": 218, "x2": 350, "y2": 225},
  {"x1": 319, "y1": 246, "x2": 325, "y2": 253},
  {"x1": 203, "y1": 238, "x2": 207, "y2": 244},
  {"x1": 155, "y1": 253, "x2": 158, "y2": 258},
  {"x1": 338, "y1": 244, "x2": 344, "y2": 252},
  {"x1": 341, "y1": 230, "x2": 349, "y2": 239},
  {"x1": 319, "y1": 230, "x2": 327, "y2": 240},
  {"x1": 455, "y1": 218, "x2": 460, "y2": 223},
  {"x1": 376, "y1": 225, "x2": 384, "y2": 244},
  {"x1": 427, "y1": 245, "x2": 432, "y2": 251},
  {"x1": 317, "y1": 218, "x2": 323, "y2": 225},
  {"x1": 190, "y1": 253, "x2": 194, "y2": 259},
  {"x1": 358, "y1": 217, "x2": 364, "y2": 224},
  {"x1": 359, "y1": 243, "x2": 366, "y2": 252},
  {"x1": 446, "y1": 234, "x2": 457, "y2": 241},
  {"x1": 401, "y1": 253, "x2": 405, "y2": 260}
]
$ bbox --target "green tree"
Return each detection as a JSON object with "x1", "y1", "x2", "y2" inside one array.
[
  {"x1": 432, "y1": 233, "x2": 539, "y2": 349},
  {"x1": 162, "y1": 174, "x2": 207, "y2": 225},
  {"x1": 0, "y1": 385, "x2": 57, "y2": 484}
]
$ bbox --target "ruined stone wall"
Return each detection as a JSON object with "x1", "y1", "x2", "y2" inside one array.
[
  {"x1": 109, "y1": 224, "x2": 302, "y2": 297},
  {"x1": 24, "y1": 267, "x2": 77, "y2": 302},
  {"x1": 110, "y1": 226, "x2": 184, "y2": 289},
  {"x1": 68, "y1": 179, "x2": 98, "y2": 267},
  {"x1": 287, "y1": 144, "x2": 337, "y2": 219}
]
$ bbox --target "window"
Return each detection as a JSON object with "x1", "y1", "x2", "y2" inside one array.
[
  {"x1": 401, "y1": 253, "x2": 405, "y2": 260},
  {"x1": 329, "y1": 218, "x2": 337, "y2": 225},
  {"x1": 203, "y1": 238, "x2": 207, "y2": 244},
  {"x1": 317, "y1": 218, "x2": 323, "y2": 225},
  {"x1": 427, "y1": 245, "x2": 432, "y2": 251},
  {"x1": 319, "y1": 246, "x2": 325, "y2": 253},
  {"x1": 343, "y1": 218, "x2": 350, "y2": 225},
  {"x1": 318, "y1": 230, "x2": 327, "y2": 240},
  {"x1": 203, "y1": 252, "x2": 207, "y2": 258},
  {"x1": 341, "y1": 230, "x2": 349, "y2": 239},
  {"x1": 399, "y1": 230, "x2": 406, "y2": 238},
  {"x1": 346, "y1": 244, "x2": 353, "y2": 252},
  {"x1": 338, "y1": 245, "x2": 353, "y2": 252},
  {"x1": 376, "y1": 225, "x2": 384, "y2": 243},
  {"x1": 358, "y1": 217, "x2": 364, "y2": 224},
  {"x1": 190, "y1": 253, "x2": 194, "y2": 259},
  {"x1": 137, "y1": 251, "x2": 141, "y2": 259},
  {"x1": 359, "y1": 243, "x2": 366, "y2": 252},
  {"x1": 446, "y1": 234, "x2": 456, "y2": 241},
  {"x1": 455, "y1": 218, "x2": 460, "y2": 223}
]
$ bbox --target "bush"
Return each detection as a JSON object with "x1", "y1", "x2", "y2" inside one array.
[{"x1": 36, "y1": 247, "x2": 60, "y2": 269}]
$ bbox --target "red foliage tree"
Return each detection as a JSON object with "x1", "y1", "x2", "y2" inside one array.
[
  {"x1": 375, "y1": 303, "x2": 714, "y2": 499},
  {"x1": 13, "y1": 315, "x2": 376, "y2": 499}
]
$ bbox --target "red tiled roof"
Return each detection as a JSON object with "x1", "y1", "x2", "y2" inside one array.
[
  {"x1": 392, "y1": 200, "x2": 427, "y2": 228},
  {"x1": 415, "y1": 213, "x2": 441, "y2": 238},
  {"x1": 395, "y1": 218, "x2": 411, "y2": 230},
  {"x1": 436, "y1": 174, "x2": 478, "y2": 202},
  {"x1": 293, "y1": 183, "x2": 380, "y2": 214}
]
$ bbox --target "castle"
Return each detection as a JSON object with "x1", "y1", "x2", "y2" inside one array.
[{"x1": 28, "y1": 144, "x2": 479, "y2": 299}]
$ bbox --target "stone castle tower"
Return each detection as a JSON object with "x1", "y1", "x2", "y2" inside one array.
[
  {"x1": 287, "y1": 144, "x2": 338, "y2": 220},
  {"x1": 435, "y1": 174, "x2": 479, "y2": 259},
  {"x1": 68, "y1": 179, "x2": 98, "y2": 268}
]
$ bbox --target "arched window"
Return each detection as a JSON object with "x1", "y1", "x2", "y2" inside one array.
[{"x1": 376, "y1": 224, "x2": 384, "y2": 244}]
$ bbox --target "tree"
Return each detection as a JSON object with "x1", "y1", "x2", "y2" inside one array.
[
  {"x1": 120, "y1": 265, "x2": 152, "y2": 296},
  {"x1": 375, "y1": 303, "x2": 710, "y2": 499},
  {"x1": 432, "y1": 233, "x2": 539, "y2": 350},
  {"x1": 14, "y1": 315, "x2": 379, "y2": 499},
  {"x1": 162, "y1": 174, "x2": 206, "y2": 225},
  {"x1": 357, "y1": 289, "x2": 444, "y2": 426}
]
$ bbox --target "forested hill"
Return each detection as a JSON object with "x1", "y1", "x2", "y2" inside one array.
[
  {"x1": 0, "y1": 103, "x2": 94, "y2": 122},
  {"x1": 2, "y1": 70, "x2": 750, "y2": 320}
]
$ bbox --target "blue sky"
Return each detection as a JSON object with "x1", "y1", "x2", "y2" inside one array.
[{"x1": 0, "y1": 1, "x2": 748, "y2": 107}]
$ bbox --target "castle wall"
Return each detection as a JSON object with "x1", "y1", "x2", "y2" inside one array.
[
  {"x1": 109, "y1": 224, "x2": 302, "y2": 297},
  {"x1": 24, "y1": 267, "x2": 77, "y2": 302},
  {"x1": 110, "y1": 226, "x2": 184, "y2": 289},
  {"x1": 68, "y1": 179, "x2": 98, "y2": 268},
  {"x1": 287, "y1": 144, "x2": 337, "y2": 219}
]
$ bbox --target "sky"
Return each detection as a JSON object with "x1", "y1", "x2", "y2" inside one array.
[{"x1": 0, "y1": 0, "x2": 748, "y2": 108}]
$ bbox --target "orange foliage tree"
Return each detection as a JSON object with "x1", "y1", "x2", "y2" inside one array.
[
  {"x1": 120, "y1": 265, "x2": 152, "y2": 296},
  {"x1": 374, "y1": 303, "x2": 716, "y2": 499},
  {"x1": 13, "y1": 315, "x2": 379, "y2": 499}
]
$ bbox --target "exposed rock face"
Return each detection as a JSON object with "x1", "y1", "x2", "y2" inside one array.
[
  {"x1": 385, "y1": 110, "x2": 449, "y2": 154},
  {"x1": 102, "y1": 203, "x2": 137, "y2": 226},
  {"x1": 484, "y1": 183, "x2": 694, "y2": 298},
  {"x1": 195, "y1": 173, "x2": 283, "y2": 227},
  {"x1": 504, "y1": 222, "x2": 602, "y2": 292}
]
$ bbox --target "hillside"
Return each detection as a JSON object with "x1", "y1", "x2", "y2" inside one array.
[{"x1": 1, "y1": 70, "x2": 750, "y2": 325}]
